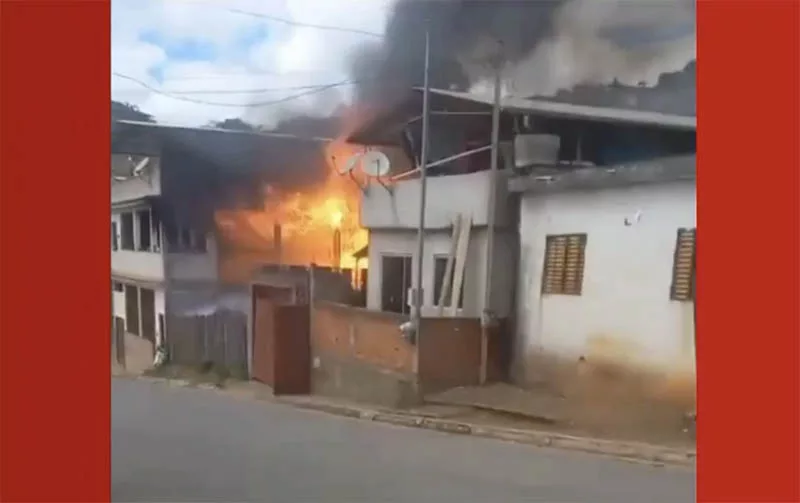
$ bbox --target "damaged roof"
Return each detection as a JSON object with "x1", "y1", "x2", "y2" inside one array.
[
  {"x1": 347, "y1": 87, "x2": 696, "y2": 146},
  {"x1": 111, "y1": 119, "x2": 335, "y2": 173}
]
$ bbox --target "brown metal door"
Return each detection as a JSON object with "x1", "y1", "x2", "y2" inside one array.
[{"x1": 251, "y1": 284, "x2": 293, "y2": 386}]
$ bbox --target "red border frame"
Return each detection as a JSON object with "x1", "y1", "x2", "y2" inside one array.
[
  {"x1": 1, "y1": 1, "x2": 798, "y2": 502},
  {"x1": 697, "y1": 1, "x2": 800, "y2": 501},
  {"x1": 0, "y1": 1, "x2": 111, "y2": 502}
]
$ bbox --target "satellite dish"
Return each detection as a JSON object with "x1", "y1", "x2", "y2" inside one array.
[
  {"x1": 338, "y1": 154, "x2": 360, "y2": 176},
  {"x1": 360, "y1": 150, "x2": 391, "y2": 178},
  {"x1": 132, "y1": 157, "x2": 150, "y2": 176}
]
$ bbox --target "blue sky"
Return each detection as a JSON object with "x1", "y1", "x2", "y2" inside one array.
[{"x1": 110, "y1": 0, "x2": 393, "y2": 126}]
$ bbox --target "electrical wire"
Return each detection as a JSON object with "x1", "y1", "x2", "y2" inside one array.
[
  {"x1": 179, "y1": 0, "x2": 383, "y2": 38},
  {"x1": 113, "y1": 72, "x2": 358, "y2": 107},
  {"x1": 158, "y1": 81, "x2": 359, "y2": 95}
]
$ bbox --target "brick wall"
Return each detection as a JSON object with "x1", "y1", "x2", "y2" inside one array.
[
  {"x1": 418, "y1": 318, "x2": 511, "y2": 394},
  {"x1": 310, "y1": 302, "x2": 417, "y2": 407},
  {"x1": 310, "y1": 302, "x2": 513, "y2": 407}
]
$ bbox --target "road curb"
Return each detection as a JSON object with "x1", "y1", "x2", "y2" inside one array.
[
  {"x1": 281, "y1": 399, "x2": 696, "y2": 467},
  {"x1": 116, "y1": 373, "x2": 695, "y2": 467}
]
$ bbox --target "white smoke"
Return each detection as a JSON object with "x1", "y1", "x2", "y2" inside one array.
[{"x1": 468, "y1": 0, "x2": 696, "y2": 98}]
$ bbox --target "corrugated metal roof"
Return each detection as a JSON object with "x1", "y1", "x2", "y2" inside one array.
[
  {"x1": 114, "y1": 120, "x2": 335, "y2": 143},
  {"x1": 413, "y1": 87, "x2": 696, "y2": 131}
]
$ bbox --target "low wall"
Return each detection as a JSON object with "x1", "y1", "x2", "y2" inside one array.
[
  {"x1": 310, "y1": 302, "x2": 416, "y2": 408},
  {"x1": 310, "y1": 303, "x2": 512, "y2": 408},
  {"x1": 418, "y1": 318, "x2": 511, "y2": 395},
  {"x1": 123, "y1": 333, "x2": 154, "y2": 374}
]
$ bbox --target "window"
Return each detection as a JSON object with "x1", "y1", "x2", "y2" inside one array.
[
  {"x1": 120, "y1": 212, "x2": 135, "y2": 250},
  {"x1": 137, "y1": 209, "x2": 152, "y2": 251},
  {"x1": 111, "y1": 222, "x2": 119, "y2": 251},
  {"x1": 433, "y1": 256, "x2": 464, "y2": 308},
  {"x1": 112, "y1": 281, "x2": 124, "y2": 292},
  {"x1": 541, "y1": 233, "x2": 587, "y2": 295},
  {"x1": 670, "y1": 227, "x2": 696, "y2": 301}
]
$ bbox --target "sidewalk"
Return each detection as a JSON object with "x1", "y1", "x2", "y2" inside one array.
[{"x1": 113, "y1": 370, "x2": 696, "y2": 467}]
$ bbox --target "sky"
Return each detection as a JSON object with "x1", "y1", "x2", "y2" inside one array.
[{"x1": 111, "y1": 0, "x2": 394, "y2": 127}]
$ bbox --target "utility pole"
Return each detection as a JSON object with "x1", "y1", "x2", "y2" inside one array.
[
  {"x1": 411, "y1": 27, "x2": 432, "y2": 344},
  {"x1": 480, "y1": 43, "x2": 503, "y2": 385}
]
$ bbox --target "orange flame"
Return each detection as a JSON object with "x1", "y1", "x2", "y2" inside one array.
[{"x1": 215, "y1": 133, "x2": 368, "y2": 284}]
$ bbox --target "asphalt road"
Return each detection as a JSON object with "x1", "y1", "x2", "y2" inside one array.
[{"x1": 112, "y1": 378, "x2": 695, "y2": 502}]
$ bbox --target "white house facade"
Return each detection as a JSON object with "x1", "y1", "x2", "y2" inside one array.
[
  {"x1": 111, "y1": 152, "x2": 219, "y2": 352},
  {"x1": 360, "y1": 168, "x2": 516, "y2": 319},
  {"x1": 510, "y1": 157, "x2": 696, "y2": 405}
]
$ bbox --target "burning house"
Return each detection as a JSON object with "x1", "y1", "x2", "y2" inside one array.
[{"x1": 110, "y1": 119, "x2": 366, "y2": 370}]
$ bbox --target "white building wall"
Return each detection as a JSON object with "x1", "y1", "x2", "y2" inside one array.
[
  {"x1": 516, "y1": 181, "x2": 696, "y2": 378},
  {"x1": 112, "y1": 290, "x2": 125, "y2": 319},
  {"x1": 154, "y1": 288, "x2": 166, "y2": 345},
  {"x1": 361, "y1": 170, "x2": 513, "y2": 229},
  {"x1": 366, "y1": 228, "x2": 515, "y2": 318}
]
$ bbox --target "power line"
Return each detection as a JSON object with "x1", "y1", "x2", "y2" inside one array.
[
  {"x1": 113, "y1": 72, "x2": 358, "y2": 108},
  {"x1": 161, "y1": 81, "x2": 357, "y2": 95},
  {"x1": 181, "y1": 0, "x2": 383, "y2": 38}
]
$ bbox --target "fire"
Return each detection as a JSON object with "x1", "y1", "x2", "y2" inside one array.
[{"x1": 215, "y1": 134, "x2": 369, "y2": 284}]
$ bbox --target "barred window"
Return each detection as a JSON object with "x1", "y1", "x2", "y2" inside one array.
[
  {"x1": 670, "y1": 227, "x2": 696, "y2": 301},
  {"x1": 541, "y1": 233, "x2": 587, "y2": 295}
]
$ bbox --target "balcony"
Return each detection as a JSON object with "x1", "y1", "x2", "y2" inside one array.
[
  {"x1": 360, "y1": 169, "x2": 513, "y2": 230},
  {"x1": 111, "y1": 249, "x2": 165, "y2": 283}
]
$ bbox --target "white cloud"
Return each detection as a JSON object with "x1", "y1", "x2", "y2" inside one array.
[{"x1": 111, "y1": 0, "x2": 394, "y2": 126}]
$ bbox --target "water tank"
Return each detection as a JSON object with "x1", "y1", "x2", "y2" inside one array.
[{"x1": 514, "y1": 134, "x2": 560, "y2": 168}]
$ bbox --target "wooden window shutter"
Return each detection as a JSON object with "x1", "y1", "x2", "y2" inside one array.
[
  {"x1": 542, "y1": 233, "x2": 587, "y2": 295},
  {"x1": 670, "y1": 227, "x2": 696, "y2": 301}
]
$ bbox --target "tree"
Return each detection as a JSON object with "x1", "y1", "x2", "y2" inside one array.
[
  {"x1": 209, "y1": 118, "x2": 257, "y2": 131},
  {"x1": 112, "y1": 101, "x2": 154, "y2": 122}
]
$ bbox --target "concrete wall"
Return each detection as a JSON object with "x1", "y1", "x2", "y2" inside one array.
[
  {"x1": 165, "y1": 232, "x2": 219, "y2": 282},
  {"x1": 361, "y1": 170, "x2": 514, "y2": 229},
  {"x1": 366, "y1": 228, "x2": 516, "y2": 318},
  {"x1": 515, "y1": 180, "x2": 696, "y2": 409},
  {"x1": 111, "y1": 156, "x2": 161, "y2": 204}
]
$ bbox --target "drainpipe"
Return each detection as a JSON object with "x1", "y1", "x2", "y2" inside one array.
[{"x1": 480, "y1": 50, "x2": 503, "y2": 385}]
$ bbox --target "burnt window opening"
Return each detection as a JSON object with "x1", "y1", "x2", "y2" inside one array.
[
  {"x1": 165, "y1": 221, "x2": 207, "y2": 254},
  {"x1": 111, "y1": 222, "x2": 119, "y2": 251},
  {"x1": 433, "y1": 256, "x2": 464, "y2": 308},
  {"x1": 192, "y1": 231, "x2": 207, "y2": 253},
  {"x1": 541, "y1": 234, "x2": 588, "y2": 296},
  {"x1": 670, "y1": 227, "x2": 696, "y2": 302},
  {"x1": 137, "y1": 209, "x2": 152, "y2": 251},
  {"x1": 120, "y1": 212, "x2": 135, "y2": 250},
  {"x1": 381, "y1": 255, "x2": 413, "y2": 314}
]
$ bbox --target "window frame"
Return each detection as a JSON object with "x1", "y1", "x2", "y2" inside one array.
[
  {"x1": 669, "y1": 227, "x2": 696, "y2": 302},
  {"x1": 540, "y1": 233, "x2": 588, "y2": 296}
]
